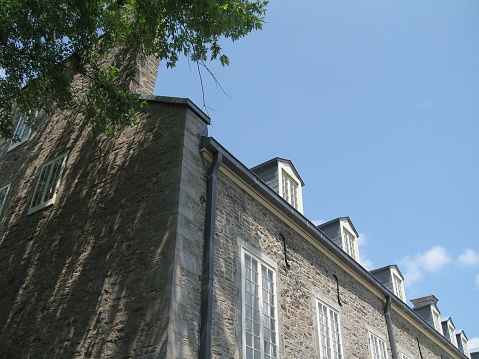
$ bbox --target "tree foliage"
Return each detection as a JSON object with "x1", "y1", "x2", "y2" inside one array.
[{"x1": 0, "y1": 0, "x2": 267, "y2": 139}]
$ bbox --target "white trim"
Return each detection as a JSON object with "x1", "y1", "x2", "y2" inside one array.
[
  {"x1": 316, "y1": 298, "x2": 344, "y2": 359},
  {"x1": 28, "y1": 152, "x2": 68, "y2": 214},
  {"x1": 431, "y1": 307, "x2": 443, "y2": 335},
  {"x1": 0, "y1": 182, "x2": 12, "y2": 217},
  {"x1": 278, "y1": 162, "x2": 303, "y2": 214},
  {"x1": 341, "y1": 224, "x2": 359, "y2": 262},
  {"x1": 368, "y1": 331, "x2": 388, "y2": 359},
  {"x1": 391, "y1": 270, "x2": 406, "y2": 302},
  {"x1": 240, "y1": 246, "x2": 279, "y2": 359},
  {"x1": 7, "y1": 110, "x2": 36, "y2": 151},
  {"x1": 447, "y1": 322, "x2": 457, "y2": 347}
]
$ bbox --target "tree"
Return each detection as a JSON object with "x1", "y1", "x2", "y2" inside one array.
[{"x1": 0, "y1": 0, "x2": 267, "y2": 139}]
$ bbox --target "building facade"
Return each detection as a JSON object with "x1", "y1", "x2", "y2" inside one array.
[{"x1": 0, "y1": 57, "x2": 474, "y2": 358}]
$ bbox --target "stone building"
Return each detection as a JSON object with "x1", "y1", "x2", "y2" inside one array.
[{"x1": 0, "y1": 54, "x2": 474, "y2": 358}]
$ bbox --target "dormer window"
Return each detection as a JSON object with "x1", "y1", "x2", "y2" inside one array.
[
  {"x1": 250, "y1": 157, "x2": 304, "y2": 214},
  {"x1": 392, "y1": 273, "x2": 405, "y2": 302},
  {"x1": 281, "y1": 170, "x2": 299, "y2": 209},
  {"x1": 318, "y1": 217, "x2": 360, "y2": 263},
  {"x1": 461, "y1": 336, "x2": 470, "y2": 358},
  {"x1": 370, "y1": 265, "x2": 406, "y2": 303},
  {"x1": 431, "y1": 308, "x2": 443, "y2": 334},
  {"x1": 448, "y1": 322, "x2": 457, "y2": 346},
  {"x1": 342, "y1": 225, "x2": 359, "y2": 262},
  {"x1": 343, "y1": 228, "x2": 357, "y2": 260}
]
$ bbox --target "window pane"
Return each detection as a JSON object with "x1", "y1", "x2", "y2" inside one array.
[{"x1": 243, "y1": 250, "x2": 277, "y2": 358}]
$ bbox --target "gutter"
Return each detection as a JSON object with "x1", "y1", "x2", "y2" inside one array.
[
  {"x1": 385, "y1": 295, "x2": 399, "y2": 359},
  {"x1": 199, "y1": 148, "x2": 223, "y2": 359}
]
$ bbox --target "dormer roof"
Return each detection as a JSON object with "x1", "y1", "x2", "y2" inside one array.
[
  {"x1": 251, "y1": 157, "x2": 305, "y2": 186},
  {"x1": 370, "y1": 264, "x2": 405, "y2": 281},
  {"x1": 411, "y1": 295, "x2": 440, "y2": 310},
  {"x1": 318, "y1": 217, "x2": 359, "y2": 237}
]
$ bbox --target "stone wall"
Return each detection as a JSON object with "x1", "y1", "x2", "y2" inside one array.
[
  {"x1": 210, "y1": 167, "x2": 464, "y2": 359},
  {"x1": 0, "y1": 99, "x2": 208, "y2": 359}
]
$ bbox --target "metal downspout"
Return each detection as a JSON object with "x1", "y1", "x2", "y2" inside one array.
[
  {"x1": 385, "y1": 295, "x2": 399, "y2": 359},
  {"x1": 199, "y1": 150, "x2": 223, "y2": 359}
]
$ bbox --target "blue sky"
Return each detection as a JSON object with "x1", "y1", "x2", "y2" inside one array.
[{"x1": 154, "y1": 0, "x2": 479, "y2": 350}]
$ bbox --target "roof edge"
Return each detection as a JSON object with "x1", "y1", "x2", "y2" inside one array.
[{"x1": 134, "y1": 94, "x2": 211, "y2": 125}]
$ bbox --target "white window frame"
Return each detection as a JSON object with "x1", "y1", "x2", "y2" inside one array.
[
  {"x1": 28, "y1": 152, "x2": 68, "y2": 214},
  {"x1": 431, "y1": 308, "x2": 443, "y2": 334},
  {"x1": 342, "y1": 227, "x2": 358, "y2": 261},
  {"x1": 241, "y1": 247, "x2": 279, "y2": 359},
  {"x1": 316, "y1": 299, "x2": 344, "y2": 359},
  {"x1": 448, "y1": 322, "x2": 457, "y2": 347},
  {"x1": 369, "y1": 332, "x2": 388, "y2": 359},
  {"x1": 0, "y1": 183, "x2": 11, "y2": 217},
  {"x1": 392, "y1": 273, "x2": 405, "y2": 302},
  {"x1": 7, "y1": 111, "x2": 36, "y2": 151},
  {"x1": 281, "y1": 170, "x2": 299, "y2": 210},
  {"x1": 461, "y1": 336, "x2": 470, "y2": 357}
]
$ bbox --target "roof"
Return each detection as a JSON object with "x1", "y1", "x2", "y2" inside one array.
[
  {"x1": 370, "y1": 264, "x2": 405, "y2": 280},
  {"x1": 250, "y1": 157, "x2": 305, "y2": 186},
  {"x1": 317, "y1": 217, "x2": 359, "y2": 237},
  {"x1": 135, "y1": 94, "x2": 211, "y2": 125}
]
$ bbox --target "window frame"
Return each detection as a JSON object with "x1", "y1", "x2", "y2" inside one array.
[
  {"x1": 241, "y1": 247, "x2": 279, "y2": 359},
  {"x1": 7, "y1": 111, "x2": 36, "y2": 151},
  {"x1": 28, "y1": 152, "x2": 68, "y2": 214},
  {"x1": 392, "y1": 273, "x2": 405, "y2": 302},
  {"x1": 316, "y1": 299, "x2": 344, "y2": 359},
  {"x1": 448, "y1": 322, "x2": 457, "y2": 346},
  {"x1": 0, "y1": 183, "x2": 12, "y2": 217},
  {"x1": 461, "y1": 336, "x2": 469, "y2": 357},
  {"x1": 281, "y1": 169, "x2": 299, "y2": 210},
  {"x1": 342, "y1": 227, "x2": 358, "y2": 261},
  {"x1": 431, "y1": 307, "x2": 443, "y2": 334},
  {"x1": 368, "y1": 332, "x2": 388, "y2": 359}
]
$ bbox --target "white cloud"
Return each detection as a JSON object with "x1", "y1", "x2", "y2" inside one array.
[
  {"x1": 357, "y1": 232, "x2": 367, "y2": 247},
  {"x1": 399, "y1": 246, "x2": 452, "y2": 288},
  {"x1": 360, "y1": 255, "x2": 375, "y2": 270},
  {"x1": 416, "y1": 100, "x2": 430, "y2": 108},
  {"x1": 312, "y1": 219, "x2": 325, "y2": 226},
  {"x1": 458, "y1": 249, "x2": 479, "y2": 267},
  {"x1": 468, "y1": 336, "x2": 479, "y2": 351},
  {"x1": 357, "y1": 233, "x2": 374, "y2": 270}
]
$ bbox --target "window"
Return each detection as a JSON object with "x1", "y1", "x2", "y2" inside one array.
[
  {"x1": 28, "y1": 153, "x2": 68, "y2": 214},
  {"x1": 392, "y1": 274, "x2": 405, "y2": 301},
  {"x1": 316, "y1": 300, "x2": 343, "y2": 359},
  {"x1": 369, "y1": 332, "x2": 388, "y2": 359},
  {"x1": 448, "y1": 323, "x2": 457, "y2": 346},
  {"x1": 281, "y1": 170, "x2": 299, "y2": 209},
  {"x1": 0, "y1": 183, "x2": 11, "y2": 217},
  {"x1": 8, "y1": 111, "x2": 35, "y2": 151},
  {"x1": 461, "y1": 336, "x2": 470, "y2": 357},
  {"x1": 343, "y1": 228, "x2": 357, "y2": 260},
  {"x1": 242, "y1": 249, "x2": 278, "y2": 359},
  {"x1": 431, "y1": 308, "x2": 442, "y2": 334}
]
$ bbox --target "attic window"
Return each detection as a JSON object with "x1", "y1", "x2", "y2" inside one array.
[
  {"x1": 432, "y1": 308, "x2": 442, "y2": 334},
  {"x1": 343, "y1": 228, "x2": 357, "y2": 260},
  {"x1": 281, "y1": 170, "x2": 299, "y2": 209},
  {"x1": 448, "y1": 323, "x2": 457, "y2": 346},
  {"x1": 392, "y1": 273, "x2": 405, "y2": 301}
]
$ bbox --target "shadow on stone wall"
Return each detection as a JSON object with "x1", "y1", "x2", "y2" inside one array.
[{"x1": 0, "y1": 102, "x2": 189, "y2": 358}]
